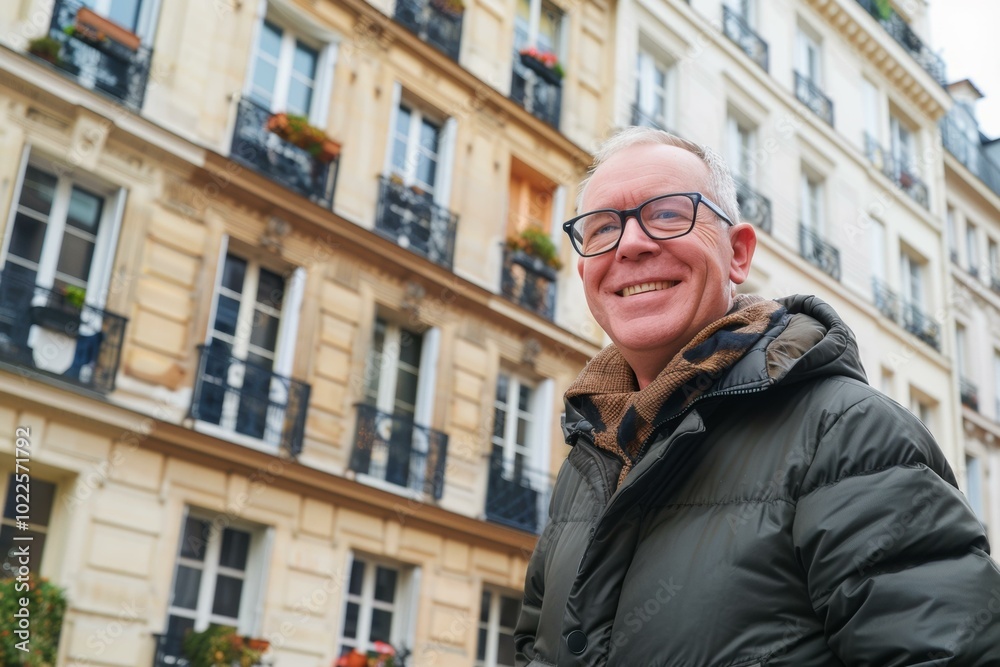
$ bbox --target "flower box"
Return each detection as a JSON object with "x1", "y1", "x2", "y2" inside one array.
[
  {"x1": 519, "y1": 48, "x2": 564, "y2": 86},
  {"x1": 266, "y1": 112, "x2": 342, "y2": 163},
  {"x1": 429, "y1": 0, "x2": 465, "y2": 17},
  {"x1": 75, "y1": 7, "x2": 141, "y2": 51}
]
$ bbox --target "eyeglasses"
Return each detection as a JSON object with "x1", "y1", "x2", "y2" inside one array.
[{"x1": 562, "y1": 192, "x2": 734, "y2": 257}]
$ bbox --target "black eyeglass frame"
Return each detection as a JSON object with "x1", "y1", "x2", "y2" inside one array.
[{"x1": 561, "y1": 192, "x2": 735, "y2": 258}]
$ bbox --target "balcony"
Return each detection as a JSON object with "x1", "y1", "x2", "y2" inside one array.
[
  {"x1": 901, "y1": 301, "x2": 940, "y2": 350},
  {"x1": 722, "y1": 6, "x2": 769, "y2": 71},
  {"x1": 855, "y1": 0, "x2": 946, "y2": 86},
  {"x1": 959, "y1": 376, "x2": 979, "y2": 411},
  {"x1": 991, "y1": 275, "x2": 1000, "y2": 295},
  {"x1": 872, "y1": 278, "x2": 900, "y2": 323},
  {"x1": 349, "y1": 404, "x2": 448, "y2": 499},
  {"x1": 794, "y1": 72, "x2": 834, "y2": 126},
  {"x1": 189, "y1": 343, "x2": 311, "y2": 456},
  {"x1": 941, "y1": 114, "x2": 1000, "y2": 198},
  {"x1": 374, "y1": 176, "x2": 458, "y2": 269},
  {"x1": 394, "y1": 0, "x2": 463, "y2": 61},
  {"x1": 152, "y1": 628, "x2": 266, "y2": 667},
  {"x1": 799, "y1": 225, "x2": 841, "y2": 281},
  {"x1": 863, "y1": 134, "x2": 929, "y2": 209},
  {"x1": 734, "y1": 179, "x2": 772, "y2": 233},
  {"x1": 230, "y1": 98, "x2": 339, "y2": 209},
  {"x1": 43, "y1": 0, "x2": 152, "y2": 110},
  {"x1": 0, "y1": 268, "x2": 127, "y2": 394},
  {"x1": 501, "y1": 249, "x2": 557, "y2": 319},
  {"x1": 510, "y1": 52, "x2": 562, "y2": 128},
  {"x1": 485, "y1": 451, "x2": 553, "y2": 534}
]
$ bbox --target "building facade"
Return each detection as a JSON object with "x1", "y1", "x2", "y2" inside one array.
[{"x1": 0, "y1": 0, "x2": 995, "y2": 665}]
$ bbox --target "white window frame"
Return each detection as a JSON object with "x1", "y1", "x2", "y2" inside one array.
[
  {"x1": 384, "y1": 85, "x2": 456, "y2": 207},
  {"x1": 84, "y1": 0, "x2": 162, "y2": 41},
  {"x1": 899, "y1": 251, "x2": 924, "y2": 307},
  {"x1": 946, "y1": 207, "x2": 958, "y2": 261},
  {"x1": 890, "y1": 115, "x2": 917, "y2": 175},
  {"x1": 0, "y1": 470, "x2": 58, "y2": 577},
  {"x1": 491, "y1": 373, "x2": 551, "y2": 478},
  {"x1": 337, "y1": 554, "x2": 419, "y2": 657},
  {"x1": 955, "y1": 324, "x2": 968, "y2": 377},
  {"x1": 515, "y1": 0, "x2": 565, "y2": 58},
  {"x1": 724, "y1": 0, "x2": 754, "y2": 22},
  {"x1": 869, "y1": 218, "x2": 886, "y2": 284},
  {"x1": 800, "y1": 171, "x2": 824, "y2": 235},
  {"x1": 796, "y1": 27, "x2": 822, "y2": 85},
  {"x1": 635, "y1": 48, "x2": 675, "y2": 132},
  {"x1": 243, "y1": 8, "x2": 337, "y2": 126},
  {"x1": 475, "y1": 587, "x2": 520, "y2": 667},
  {"x1": 862, "y1": 79, "x2": 880, "y2": 143},
  {"x1": 727, "y1": 114, "x2": 756, "y2": 185},
  {"x1": 164, "y1": 508, "x2": 272, "y2": 637},
  {"x1": 967, "y1": 221, "x2": 980, "y2": 274}
]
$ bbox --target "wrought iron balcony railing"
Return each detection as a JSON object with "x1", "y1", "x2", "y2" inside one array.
[
  {"x1": 45, "y1": 0, "x2": 152, "y2": 110},
  {"x1": 230, "y1": 97, "x2": 339, "y2": 209},
  {"x1": 630, "y1": 104, "x2": 675, "y2": 134},
  {"x1": 794, "y1": 72, "x2": 834, "y2": 127},
  {"x1": 901, "y1": 301, "x2": 940, "y2": 350},
  {"x1": 872, "y1": 278, "x2": 900, "y2": 323},
  {"x1": 349, "y1": 404, "x2": 448, "y2": 499},
  {"x1": 394, "y1": 0, "x2": 463, "y2": 60},
  {"x1": 959, "y1": 376, "x2": 979, "y2": 412},
  {"x1": 510, "y1": 52, "x2": 562, "y2": 128},
  {"x1": 855, "y1": 0, "x2": 946, "y2": 86},
  {"x1": 0, "y1": 268, "x2": 127, "y2": 393},
  {"x1": 941, "y1": 114, "x2": 1000, "y2": 198},
  {"x1": 722, "y1": 6, "x2": 769, "y2": 71},
  {"x1": 798, "y1": 225, "x2": 841, "y2": 281},
  {"x1": 152, "y1": 629, "x2": 265, "y2": 667},
  {"x1": 734, "y1": 179, "x2": 772, "y2": 233},
  {"x1": 991, "y1": 275, "x2": 1000, "y2": 295},
  {"x1": 501, "y1": 248, "x2": 557, "y2": 319},
  {"x1": 189, "y1": 343, "x2": 311, "y2": 455},
  {"x1": 485, "y1": 451, "x2": 553, "y2": 534},
  {"x1": 863, "y1": 134, "x2": 929, "y2": 209},
  {"x1": 374, "y1": 176, "x2": 458, "y2": 269}
]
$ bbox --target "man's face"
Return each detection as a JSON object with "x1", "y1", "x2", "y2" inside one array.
[{"x1": 577, "y1": 143, "x2": 755, "y2": 370}]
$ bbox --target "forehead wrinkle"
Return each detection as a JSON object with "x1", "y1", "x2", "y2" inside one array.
[{"x1": 584, "y1": 147, "x2": 711, "y2": 211}]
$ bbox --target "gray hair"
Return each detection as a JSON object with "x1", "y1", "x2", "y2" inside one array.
[{"x1": 577, "y1": 126, "x2": 741, "y2": 226}]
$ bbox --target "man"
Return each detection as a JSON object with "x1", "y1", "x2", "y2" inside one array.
[{"x1": 514, "y1": 126, "x2": 1000, "y2": 666}]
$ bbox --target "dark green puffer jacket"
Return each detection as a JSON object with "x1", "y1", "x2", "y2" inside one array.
[{"x1": 515, "y1": 295, "x2": 1000, "y2": 667}]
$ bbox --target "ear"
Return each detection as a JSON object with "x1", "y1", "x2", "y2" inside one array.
[{"x1": 728, "y1": 223, "x2": 756, "y2": 285}]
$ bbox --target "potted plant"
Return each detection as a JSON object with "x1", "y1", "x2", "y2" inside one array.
[
  {"x1": 873, "y1": 0, "x2": 892, "y2": 21},
  {"x1": 27, "y1": 35, "x2": 62, "y2": 64},
  {"x1": 335, "y1": 641, "x2": 399, "y2": 667},
  {"x1": 506, "y1": 226, "x2": 563, "y2": 272},
  {"x1": 266, "y1": 112, "x2": 342, "y2": 163},
  {"x1": 429, "y1": 0, "x2": 465, "y2": 17},
  {"x1": 0, "y1": 576, "x2": 67, "y2": 667},
  {"x1": 64, "y1": 285, "x2": 87, "y2": 309},
  {"x1": 182, "y1": 625, "x2": 267, "y2": 667},
  {"x1": 518, "y1": 46, "x2": 564, "y2": 85}
]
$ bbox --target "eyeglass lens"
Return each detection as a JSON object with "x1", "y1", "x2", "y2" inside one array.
[{"x1": 571, "y1": 195, "x2": 696, "y2": 255}]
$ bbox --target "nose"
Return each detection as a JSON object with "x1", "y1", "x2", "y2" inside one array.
[{"x1": 614, "y1": 215, "x2": 661, "y2": 261}]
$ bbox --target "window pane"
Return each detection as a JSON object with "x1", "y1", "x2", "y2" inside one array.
[
  {"x1": 419, "y1": 119, "x2": 439, "y2": 154},
  {"x1": 416, "y1": 154, "x2": 437, "y2": 189},
  {"x1": 171, "y1": 565, "x2": 203, "y2": 610},
  {"x1": 496, "y1": 374, "x2": 509, "y2": 403},
  {"x1": 349, "y1": 560, "x2": 364, "y2": 595},
  {"x1": 165, "y1": 615, "x2": 195, "y2": 656},
  {"x1": 343, "y1": 601, "x2": 360, "y2": 639},
  {"x1": 8, "y1": 213, "x2": 47, "y2": 264},
  {"x1": 374, "y1": 566, "x2": 397, "y2": 603},
  {"x1": 480, "y1": 590, "x2": 491, "y2": 623},
  {"x1": 293, "y1": 42, "x2": 318, "y2": 79},
  {"x1": 107, "y1": 0, "x2": 141, "y2": 30},
  {"x1": 497, "y1": 631, "x2": 516, "y2": 666},
  {"x1": 493, "y1": 407, "x2": 506, "y2": 440},
  {"x1": 476, "y1": 627, "x2": 488, "y2": 661},
  {"x1": 66, "y1": 187, "x2": 103, "y2": 234},
  {"x1": 256, "y1": 268, "x2": 284, "y2": 309},
  {"x1": 499, "y1": 595, "x2": 520, "y2": 627},
  {"x1": 398, "y1": 330, "x2": 422, "y2": 366},
  {"x1": 221, "y1": 255, "x2": 247, "y2": 293},
  {"x1": 212, "y1": 574, "x2": 244, "y2": 618},
  {"x1": 286, "y1": 80, "x2": 313, "y2": 118},
  {"x1": 18, "y1": 167, "x2": 57, "y2": 216},
  {"x1": 55, "y1": 233, "x2": 96, "y2": 284},
  {"x1": 250, "y1": 311, "x2": 280, "y2": 352},
  {"x1": 396, "y1": 106, "x2": 412, "y2": 137},
  {"x1": 517, "y1": 417, "x2": 528, "y2": 446},
  {"x1": 518, "y1": 384, "x2": 531, "y2": 411},
  {"x1": 369, "y1": 608, "x2": 393, "y2": 642},
  {"x1": 219, "y1": 528, "x2": 250, "y2": 570},
  {"x1": 180, "y1": 517, "x2": 210, "y2": 560},
  {"x1": 394, "y1": 369, "x2": 419, "y2": 407},
  {"x1": 213, "y1": 296, "x2": 241, "y2": 336},
  {"x1": 0, "y1": 525, "x2": 45, "y2": 576},
  {"x1": 251, "y1": 61, "x2": 278, "y2": 107}
]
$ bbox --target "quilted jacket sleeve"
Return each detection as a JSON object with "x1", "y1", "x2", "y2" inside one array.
[
  {"x1": 793, "y1": 393, "x2": 1000, "y2": 666},
  {"x1": 514, "y1": 536, "x2": 546, "y2": 666}
]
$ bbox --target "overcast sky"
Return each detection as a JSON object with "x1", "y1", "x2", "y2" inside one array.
[{"x1": 927, "y1": 0, "x2": 1000, "y2": 138}]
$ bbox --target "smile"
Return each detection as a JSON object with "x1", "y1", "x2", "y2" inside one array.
[{"x1": 618, "y1": 281, "x2": 678, "y2": 297}]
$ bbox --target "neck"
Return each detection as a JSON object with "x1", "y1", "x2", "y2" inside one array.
[{"x1": 620, "y1": 348, "x2": 678, "y2": 390}]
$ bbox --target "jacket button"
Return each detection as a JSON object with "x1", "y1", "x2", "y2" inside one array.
[{"x1": 566, "y1": 630, "x2": 587, "y2": 655}]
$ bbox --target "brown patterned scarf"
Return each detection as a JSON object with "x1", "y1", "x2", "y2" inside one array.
[{"x1": 566, "y1": 294, "x2": 785, "y2": 487}]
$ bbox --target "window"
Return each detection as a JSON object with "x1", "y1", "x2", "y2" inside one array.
[
  {"x1": 989, "y1": 238, "x2": 999, "y2": 282},
  {"x1": 994, "y1": 349, "x2": 1000, "y2": 419},
  {"x1": 965, "y1": 455, "x2": 984, "y2": 524},
  {"x1": 909, "y1": 391, "x2": 934, "y2": 433},
  {"x1": 80, "y1": 0, "x2": 158, "y2": 38},
  {"x1": 634, "y1": 49, "x2": 675, "y2": 131},
  {"x1": 727, "y1": 115, "x2": 756, "y2": 185},
  {"x1": 870, "y1": 218, "x2": 886, "y2": 284},
  {"x1": 879, "y1": 366, "x2": 894, "y2": 398},
  {"x1": 900, "y1": 251, "x2": 924, "y2": 308},
  {"x1": 723, "y1": 0, "x2": 754, "y2": 22},
  {"x1": 507, "y1": 161, "x2": 555, "y2": 236},
  {"x1": 475, "y1": 589, "x2": 520, "y2": 667},
  {"x1": 862, "y1": 79, "x2": 879, "y2": 143},
  {"x1": 0, "y1": 473, "x2": 56, "y2": 577},
  {"x1": 338, "y1": 557, "x2": 413, "y2": 658},
  {"x1": 955, "y1": 324, "x2": 968, "y2": 377},
  {"x1": 890, "y1": 115, "x2": 917, "y2": 176},
  {"x1": 801, "y1": 172, "x2": 824, "y2": 233},
  {"x1": 162, "y1": 510, "x2": 269, "y2": 658},
  {"x1": 967, "y1": 221, "x2": 980, "y2": 275},
  {"x1": 249, "y1": 20, "x2": 321, "y2": 118},
  {"x1": 796, "y1": 28, "x2": 822, "y2": 85},
  {"x1": 514, "y1": 0, "x2": 563, "y2": 56},
  {"x1": 946, "y1": 206, "x2": 958, "y2": 262},
  {"x1": 194, "y1": 247, "x2": 306, "y2": 448},
  {"x1": 390, "y1": 100, "x2": 443, "y2": 198},
  {"x1": 491, "y1": 373, "x2": 537, "y2": 478}
]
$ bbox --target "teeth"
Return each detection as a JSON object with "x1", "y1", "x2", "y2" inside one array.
[{"x1": 621, "y1": 281, "x2": 676, "y2": 297}]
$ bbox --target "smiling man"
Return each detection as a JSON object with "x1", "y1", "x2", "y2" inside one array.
[{"x1": 514, "y1": 127, "x2": 1000, "y2": 666}]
